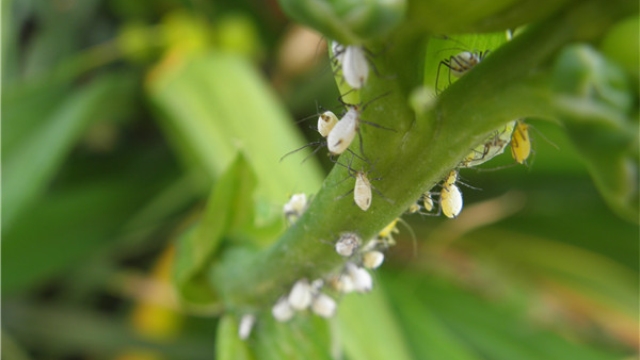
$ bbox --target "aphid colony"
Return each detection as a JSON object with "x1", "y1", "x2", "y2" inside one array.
[
  {"x1": 235, "y1": 216, "x2": 400, "y2": 339},
  {"x1": 249, "y1": 40, "x2": 535, "y2": 340}
]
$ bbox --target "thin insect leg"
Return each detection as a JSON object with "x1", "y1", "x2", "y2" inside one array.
[
  {"x1": 279, "y1": 141, "x2": 325, "y2": 162},
  {"x1": 359, "y1": 119, "x2": 396, "y2": 132}
]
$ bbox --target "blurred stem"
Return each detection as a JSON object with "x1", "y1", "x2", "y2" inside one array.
[{"x1": 210, "y1": 0, "x2": 632, "y2": 312}]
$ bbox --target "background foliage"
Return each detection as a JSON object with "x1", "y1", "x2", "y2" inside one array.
[{"x1": 2, "y1": 0, "x2": 638, "y2": 359}]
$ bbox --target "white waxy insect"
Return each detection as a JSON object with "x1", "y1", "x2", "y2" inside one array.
[
  {"x1": 272, "y1": 296, "x2": 295, "y2": 322},
  {"x1": 335, "y1": 232, "x2": 362, "y2": 257},
  {"x1": 362, "y1": 250, "x2": 384, "y2": 269},
  {"x1": 283, "y1": 193, "x2": 308, "y2": 223},
  {"x1": 288, "y1": 279, "x2": 313, "y2": 310},
  {"x1": 342, "y1": 45, "x2": 369, "y2": 89},
  {"x1": 311, "y1": 293, "x2": 337, "y2": 318},
  {"x1": 354, "y1": 171, "x2": 373, "y2": 211},
  {"x1": 334, "y1": 273, "x2": 355, "y2": 293},
  {"x1": 437, "y1": 49, "x2": 489, "y2": 93},
  {"x1": 317, "y1": 111, "x2": 339, "y2": 138},
  {"x1": 446, "y1": 51, "x2": 487, "y2": 78},
  {"x1": 422, "y1": 192, "x2": 434, "y2": 212},
  {"x1": 511, "y1": 120, "x2": 531, "y2": 164},
  {"x1": 331, "y1": 41, "x2": 346, "y2": 64},
  {"x1": 238, "y1": 314, "x2": 256, "y2": 340},
  {"x1": 461, "y1": 121, "x2": 516, "y2": 167},
  {"x1": 441, "y1": 182, "x2": 463, "y2": 218},
  {"x1": 345, "y1": 262, "x2": 373, "y2": 293},
  {"x1": 327, "y1": 107, "x2": 359, "y2": 156}
]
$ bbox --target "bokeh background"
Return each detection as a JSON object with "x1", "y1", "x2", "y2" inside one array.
[{"x1": 2, "y1": 1, "x2": 638, "y2": 359}]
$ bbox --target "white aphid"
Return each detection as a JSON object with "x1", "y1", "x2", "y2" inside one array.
[
  {"x1": 311, "y1": 293, "x2": 337, "y2": 318},
  {"x1": 335, "y1": 232, "x2": 362, "y2": 257},
  {"x1": 345, "y1": 262, "x2": 373, "y2": 293},
  {"x1": 362, "y1": 251, "x2": 384, "y2": 269},
  {"x1": 331, "y1": 41, "x2": 346, "y2": 64},
  {"x1": 238, "y1": 314, "x2": 256, "y2": 340},
  {"x1": 288, "y1": 279, "x2": 313, "y2": 310},
  {"x1": 461, "y1": 121, "x2": 516, "y2": 167},
  {"x1": 447, "y1": 51, "x2": 484, "y2": 78},
  {"x1": 317, "y1": 111, "x2": 339, "y2": 138},
  {"x1": 283, "y1": 193, "x2": 308, "y2": 223},
  {"x1": 441, "y1": 183, "x2": 463, "y2": 218},
  {"x1": 272, "y1": 296, "x2": 295, "y2": 322},
  {"x1": 335, "y1": 273, "x2": 356, "y2": 293},
  {"x1": 342, "y1": 45, "x2": 369, "y2": 89},
  {"x1": 354, "y1": 171, "x2": 373, "y2": 211},
  {"x1": 327, "y1": 107, "x2": 358, "y2": 155}
]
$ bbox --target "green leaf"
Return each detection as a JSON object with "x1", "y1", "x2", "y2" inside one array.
[
  {"x1": 2, "y1": 75, "x2": 131, "y2": 231},
  {"x1": 551, "y1": 44, "x2": 639, "y2": 222},
  {"x1": 253, "y1": 315, "x2": 333, "y2": 360},
  {"x1": 337, "y1": 285, "x2": 414, "y2": 360},
  {"x1": 216, "y1": 315, "x2": 255, "y2": 360},
  {"x1": 277, "y1": 0, "x2": 407, "y2": 44},
  {"x1": 173, "y1": 154, "x2": 258, "y2": 305},
  {"x1": 146, "y1": 51, "x2": 324, "y2": 224}
]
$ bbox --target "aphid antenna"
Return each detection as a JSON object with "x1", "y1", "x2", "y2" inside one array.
[
  {"x1": 279, "y1": 140, "x2": 327, "y2": 163},
  {"x1": 395, "y1": 217, "x2": 418, "y2": 257},
  {"x1": 528, "y1": 121, "x2": 560, "y2": 150},
  {"x1": 454, "y1": 175, "x2": 483, "y2": 191}
]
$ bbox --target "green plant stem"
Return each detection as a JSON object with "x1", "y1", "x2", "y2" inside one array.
[{"x1": 210, "y1": 0, "x2": 633, "y2": 312}]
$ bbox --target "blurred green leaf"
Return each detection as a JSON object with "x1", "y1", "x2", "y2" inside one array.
[
  {"x1": 174, "y1": 154, "x2": 257, "y2": 305},
  {"x1": 551, "y1": 44, "x2": 639, "y2": 222},
  {"x1": 253, "y1": 314, "x2": 333, "y2": 360},
  {"x1": 2, "y1": 145, "x2": 178, "y2": 294},
  {"x1": 2, "y1": 75, "x2": 133, "y2": 230},
  {"x1": 337, "y1": 286, "x2": 414, "y2": 360},
  {"x1": 216, "y1": 315, "x2": 255, "y2": 360},
  {"x1": 384, "y1": 272, "x2": 621, "y2": 360},
  {"x1": 147, "y1": 51, "x2": 324, "y2": 224}
]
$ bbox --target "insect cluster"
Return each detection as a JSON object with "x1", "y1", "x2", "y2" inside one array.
[{"x1": 239, "y1": 39, "x2": 535, "y2": 340}]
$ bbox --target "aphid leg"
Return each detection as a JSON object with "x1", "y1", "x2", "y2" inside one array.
[{"x1": 279, "y1": 140, "x2": 326, "y2": 163}]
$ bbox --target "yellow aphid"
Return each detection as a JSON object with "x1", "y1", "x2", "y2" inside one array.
[
  {"x1": 511, "y1": 121, "x2": 531, "y2": 164},
  {"x1": 407, "y1": 202, "x2": 421, "y2": 214},
  {"x1": 440, "y1": 170, "x2": 463, "y2": 218},
  {"x1": 441, "y1": 183, "x2": 463, "y2": 218},
  {"x1": 378, "y1": 218, "x2": 399, "y2": 239},
  {"x1": 422, "y1": 192, "x2": 434, "y2": 212}
]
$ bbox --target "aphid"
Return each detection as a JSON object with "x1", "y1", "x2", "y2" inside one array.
[
  {"x1": 283, "y1": 193, "x2": 308, "y2": 224},
  {"x1": 272, "y1": 296, "x2": 295, "y2": 322},
  {"x1": 331, "y1": 41, "x2": 346, "y2": 65},
  {"x1": 511, "y1": 120, "x2": 531, "y2": 164},
  {"x1": 311, "y1": 293, "x2": 337, "y2": 318},
  {"x1": 444, "y1": 51, "x2": 487, "y2": 78},
  {"x1": 342, "y1": 45, "x2": 369, "y2": 89},
  {"x1": 327, "y1": 92, "x2": 394, "y2": 157},
  {"x1": 335, "y1": 232, "x2": 362, "y2": 257},
  {"x1": 317, "y1": 111, "x2": 339, "y2": 138},
  {"x1": 288, "y1": 279, "x2": 313, "y2": 310},
  {"x1": 362, "y1": 250, "x2": 384, "y2": 269},
  {"x1": 436, "y1": 50, "x2": 489, "y2": 92},
  {"x1": 422, "y1": 192, "x2": 434, "y2": 212},
  {"x1": 460, "y1": 121, "x2": 516, "y2": 168},
  {"x1": 238, "y1": 314, "x2": 256, "y2": 340},
  {"x1": 280, "y1": 109, "x2": 340, "y2": 163},
  {"x1": 354, "y1": 171, "x2": 373, "y2": 211},
  {"x1": 345, "y1": 262, "x2": 373, "y2": 293},
  {"x1": 440, "y1": 170, "x2": 463, "y2": 218},
  {"x1": 406, "y1": 202, "x2": 421, "y2": 214},
  {"x1": 327, "y1": 107, "x2": 359, "y2": 156},
  {"x1": 378, "y1": 218, "x2": 399, "y2": 244}
]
